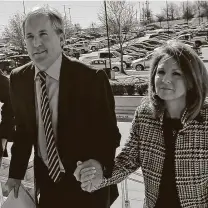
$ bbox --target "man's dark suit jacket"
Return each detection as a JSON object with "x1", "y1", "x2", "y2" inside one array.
[{"x1": 8, "y1": 55, "x2": 121, "y2": 207}]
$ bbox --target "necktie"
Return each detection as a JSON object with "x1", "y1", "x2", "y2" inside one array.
[{"x1": 38, "y1": 71, "x2": 62, "y2": 183}]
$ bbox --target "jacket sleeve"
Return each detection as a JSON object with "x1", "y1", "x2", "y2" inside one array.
[
  {"x1": 0, "y1": 70, "x2": 15, "y2": 142},
  {"x1": 99, "y1": 108, "x2": 140, "y2": 187},
  {"x1": 8, "y1": 71, "x2": 33, "y2": 180},
  {"x1": 92, "y1": 69, "x2": 121, "y2": 177}
]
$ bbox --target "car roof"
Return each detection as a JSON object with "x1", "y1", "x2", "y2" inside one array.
[{"x1": 90, "y1": 58, "x2": 107, "y2": 62}]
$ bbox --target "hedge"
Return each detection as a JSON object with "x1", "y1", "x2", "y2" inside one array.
[{"x1": 110, "y1": 78, "x2": 149, "y2": 96}]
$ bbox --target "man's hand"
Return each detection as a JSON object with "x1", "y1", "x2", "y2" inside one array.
[
  {"x1": 4, "y1": 178, "x2": 21, "y2": 198},
  {"x1": 73, "y1": 159, "x2": 103, "y2": 192}
]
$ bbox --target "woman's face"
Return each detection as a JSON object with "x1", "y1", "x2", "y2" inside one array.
[{"x1": 154, "y1": 55, "x2": 187, "y2": 101}]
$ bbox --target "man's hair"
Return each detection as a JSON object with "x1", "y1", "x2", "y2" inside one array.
[
  {"x1": 22, "y1": 5, "x2": 64, "y2": 36},
  {"x1": 148, "y1": 40, "x2": 208, "y2": 121}
]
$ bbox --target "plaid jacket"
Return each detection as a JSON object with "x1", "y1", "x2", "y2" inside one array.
[{"x1": 101, "y1": 99, "x2": 208, "y2": 208}]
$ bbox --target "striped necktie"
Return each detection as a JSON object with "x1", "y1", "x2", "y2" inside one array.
[{"x1": 38, "y1": 71, "x2": 62, "y2": 183}]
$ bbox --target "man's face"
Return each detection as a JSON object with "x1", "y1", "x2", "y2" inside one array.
[{"x1": 24, "y1": 14, "x2": 64, "y2": 70}]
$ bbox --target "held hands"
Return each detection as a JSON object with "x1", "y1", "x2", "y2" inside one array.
[{"x1": 73, "y1": 159, "x2": 103, "y2": 192}]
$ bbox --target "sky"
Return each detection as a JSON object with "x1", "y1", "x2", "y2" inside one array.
[{"x1": 0, "y1": 0, "x2": 188, "y2": 35}]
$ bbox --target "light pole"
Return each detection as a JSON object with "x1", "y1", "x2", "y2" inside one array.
[
  {"x1": 166, "y1": 0, "x2": 170, "y2": 38},
  {"x1": 139, "y1": 2, "x2": 141, "y2": 23},
  {"x1": 198, "y1": 1, "x2": 201, "y2": 25},
  {"x1": 186, "y1": 0, "x2": 189, "y2": 27},
  {"x1": 23, "y1": 0, "x2": 26, "y2": 15},
  {"x1": 68, "y1": 8, "x2": 72, "y2": 26},
  {"x1": 104, "y1": 0, "x2": 112, "y2": 71},
  {"x1": 63, "y1": 5, "x2": 68, "y2": 37},
  {"x1": 63, "y1": 5, "x2": 67, "y2": 23}
]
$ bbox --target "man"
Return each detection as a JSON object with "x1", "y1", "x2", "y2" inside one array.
[
  {"x1": 5, "y1": 6, "x2": 121, "y2": 208},
  {"x1": 0, "y1": 69, "x2": 14, "y2": 159}
]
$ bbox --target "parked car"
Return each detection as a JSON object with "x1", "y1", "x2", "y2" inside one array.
[
  {"x1": 0, "y1": 59, "x2": 16, "y2": 73},
  {"x1": 177, "y1": 40, "x2": 202, "y2": 56},
  {"x1": 77, "y1": 40, "x2": 90, "y2": 46},
  {"x1": 65, "y1": 37, "x2": 78, "y2": 44},
  {"x1": 121, "y1": 47, "x2": 146, "y2": 58},
  {"x1": 87, "y1": 58, "x2": 126, "y2": 72},
  {"x1": 63, "y1": 46, "x2": 80, "y2": 58},
  {"x1": 9, "y1": 54, "x2": 31, "y2": 67},
  {"x1": 142, "y1": 39, "x2": 164, "y2": 46},
  {"x1": 73, "y1": 43, "x2": 89, "y2": 54},
  {"x1": 127, "y1": 46, "x2": 148, "y2": 54},
  {"x1": 139, "y1": 41, "x2": 158, "y2": 49},
  {"x1": 176, "y1": 33, "x2": 207, "y2": 46},
  {"x1": 122, "y1": 51, "x2": 145, "y2": 59},
  {"x1": 0, "y1": 53, "x2": 6, "y2": 60},
  {"x1": 82, "y1": 35, "x2": 95, "y2": 40},
  {"x1": 88, "y1": 41, "x2": 104, "y2": 51},
  {"x1": 195, "y1": 30, "x2": 208, "y2": 37},
  {"x1": 80, "y1": 50, "x2": 134, "y2": 67},
  {"x1": 132, "y1": 43, "x2": 154, "y2": 51},
  {"x1": 131, "y1": 53, "x2": 153, "y2": 71}
]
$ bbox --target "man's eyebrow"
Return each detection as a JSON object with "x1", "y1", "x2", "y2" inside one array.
[
  {"x1": 39, "y1": 29, "x2": 47, "y2": 33},
  {"x1": 26, "y1": 32, "x2": 32, "y2": 36}
]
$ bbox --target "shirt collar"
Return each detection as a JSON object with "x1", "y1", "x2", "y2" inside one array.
[{"x1": 34, "y1": 54, "x2": 62, "y2": 81}]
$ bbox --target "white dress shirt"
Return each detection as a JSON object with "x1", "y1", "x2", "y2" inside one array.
[{"x1": 34, "y1": 54, "x2": 65, "y2": 172}]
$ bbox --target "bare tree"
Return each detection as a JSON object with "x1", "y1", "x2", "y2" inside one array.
[
  {"x1": 160, "y1": 2, "x2": 180, "y2": 21},
  {"x1": 64, "y1": 18, "x2": 74, "y2": 39},
  {"x1": 139, "y1": 2, "x2": 154, "y2": 26},
  {"x1": 161, "y1": 3, "x2": 170, "y2": 21},
  {"x1": 74, "y1": 23, "x2": 82, "y2": 33},
  {"x1": 192, "y1": 1, "x2": 204, "y2": 24},
  {"x1": 181, "y1": 1, "x2": 195, "y2": 22},
  {"x1": 169, "y1": 2, "x2": 180, "y2": 20},
  {"x1": 90, "y1": 22, "x2": 97, "y2": 34},
  {"x1": 155, "y1": 13, "x2": 166, "y2": 27},
  {"x1": 200, "y1": 1, "x2": 208, "y2": 21},
  {"x1": 98, "y1": 1, "x2": 136, "y2": 74},
  {"x1": 3, "y1": 13, "x2": 26, "y2": 54}
]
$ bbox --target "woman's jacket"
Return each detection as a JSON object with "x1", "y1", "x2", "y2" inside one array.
[{"x1": 101, "y1": 99, "x2": 208, "y2": 208}]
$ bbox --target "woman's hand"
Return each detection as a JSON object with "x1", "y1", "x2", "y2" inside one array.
[
  {"x1": 80, "y1": 166, "x2": 103, "y2": 192},
  {"x1": 73, "y1": 159, "x2": 103, "y2": 192}
]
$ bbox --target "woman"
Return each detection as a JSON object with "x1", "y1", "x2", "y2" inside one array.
[{"x1": 77, "y1": 40, "x2": 208, "y2": 208}]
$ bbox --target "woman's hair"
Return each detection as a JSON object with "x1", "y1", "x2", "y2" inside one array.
[
  {"x1": 149, "y1": 40, "x2": 208, "y2": 121},
  {"x1": 22, "y1": 5, "x2": 64, "y2": 36}
]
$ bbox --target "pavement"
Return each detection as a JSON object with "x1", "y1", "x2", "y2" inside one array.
[
  {"x1": 200, "y1": 46, "x2": 208, "y2": 62},
  {"x1": 111, "y1": 122, "x2": 144, "y2": 208}
]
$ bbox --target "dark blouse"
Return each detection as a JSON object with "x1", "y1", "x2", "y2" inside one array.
[{"x1": 154, "y1": 117, "x2": 182, "y2": 208}]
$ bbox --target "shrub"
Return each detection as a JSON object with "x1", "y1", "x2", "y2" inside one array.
[
  {"x1": 110, "y1": 77, "x2": 149, "y2": 96},
  {"x1": 135, "y1": 82, "x2": 149, "y2": 96},
  {"x1": 111, "y1": 83, "x2": 125, "y2": 95},
  {"x1": 123, "y1": 83, "x2": 135, "y2": 95}
]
